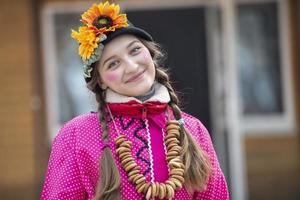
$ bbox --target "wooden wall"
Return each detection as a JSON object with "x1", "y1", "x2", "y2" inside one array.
[
  {"x1": 245, "y1": 1, "x2": 300, "y2": 199},
  {"x1": 246, "y1": 135, "x2": 300, "y2": 200},
  {"x1": 0, "y1": 0, "x2": 36, "y2": 199}
]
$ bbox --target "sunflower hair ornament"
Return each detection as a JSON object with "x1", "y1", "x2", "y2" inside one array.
[{"x1": 71, "y1": 1, "x2": 128, "y2": 78}]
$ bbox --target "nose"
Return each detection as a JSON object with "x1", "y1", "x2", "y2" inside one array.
[{"x1": 124, "y1": 57, "x2": 139, "y2": 73}]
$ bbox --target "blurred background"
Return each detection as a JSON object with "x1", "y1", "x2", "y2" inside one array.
[{"x1": 0, "y1": 0, "x2": 299, "y2": 199}]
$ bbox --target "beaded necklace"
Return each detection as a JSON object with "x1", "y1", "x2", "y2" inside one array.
[{"x1": 106, "y1": 105, "x2": 185, "y2": 199}]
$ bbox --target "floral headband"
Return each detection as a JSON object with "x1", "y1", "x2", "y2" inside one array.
[{"x1": 71, "y1": 1, "x2": 129, "y2": 78}]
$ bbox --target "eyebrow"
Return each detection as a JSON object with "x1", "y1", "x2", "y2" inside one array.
[{"x1": 102, "y1": 40, "x2": 141, "y2": 66}]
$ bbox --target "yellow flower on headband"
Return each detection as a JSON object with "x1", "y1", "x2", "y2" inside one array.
[
  {"x1": 71, "y1": 1, "x2": 128, "y2": 61},
  {"x1": 81, "y1": 1, "x2": 128, "y2": 34},
  {"x1": 71, "y1": 26, "x2": 100, "y2": 60}
]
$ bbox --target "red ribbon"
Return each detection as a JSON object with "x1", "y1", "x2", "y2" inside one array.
[{"x1": 107, "y1": 100, "x2": 168, "y2": 118}]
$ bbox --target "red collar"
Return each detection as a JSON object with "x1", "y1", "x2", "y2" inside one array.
[{"x1": 107, "y1": 100, "x2": 168, "y2": 118}]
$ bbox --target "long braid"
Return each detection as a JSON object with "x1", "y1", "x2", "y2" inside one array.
[
  {"x1": 156, "y1": 67, "x2": 211, "y2": 192},
  {"x1": 88, "y1": 68, "x2": 121, "y2": 200}
]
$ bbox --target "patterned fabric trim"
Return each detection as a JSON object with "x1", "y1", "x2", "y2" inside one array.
[
  {"x1": 134, "y1": 119, "x2": 151, "y2": 176},
  {"x1": 118, "y1": 116, "x2": 151, "y2": 176},
  {"x1": 161, "y1": 127, "x2": 169, "y2": 174},
  {"x1": 144, "y1": 118, "x2": 155, "y2": 183}
]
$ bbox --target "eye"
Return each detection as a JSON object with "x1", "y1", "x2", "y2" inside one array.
[
  {"x1": 107, "y1": 60, "x2": 120, "y2": 69},
  {"x1": 130, "y1": 46, "x2": 141, "y2": 55}
]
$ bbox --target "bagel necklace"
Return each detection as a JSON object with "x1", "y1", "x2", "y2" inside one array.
[{"x1": 107, "y1": 105, "x2": 185, "y2": 199}]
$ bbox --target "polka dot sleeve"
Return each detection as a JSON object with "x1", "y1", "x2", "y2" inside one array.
[
  {"x1": 191, "y1": 119, "x2": 229, "y2": 200},
  {"x1": 41, "y1": 122, "x2": 86, "y2": 200}
]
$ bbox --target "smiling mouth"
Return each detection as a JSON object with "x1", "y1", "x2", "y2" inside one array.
[{"x1": 126, "y1": 70, "x2": 145, "y2": 83}]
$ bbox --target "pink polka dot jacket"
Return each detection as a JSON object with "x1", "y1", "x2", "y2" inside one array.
[{"x1": 41, "y1": 84, "x2": 229, "y2": 200}]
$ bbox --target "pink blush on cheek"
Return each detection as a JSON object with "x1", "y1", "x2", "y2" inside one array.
[
  {"x1": 103, "y1": 72, "x2": 119, "y2": 82},
  {"x1": 140, "y1": 51, "x2": 152, "y2": 61}
]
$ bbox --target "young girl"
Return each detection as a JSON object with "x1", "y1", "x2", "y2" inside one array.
[{"x1": 41, "y1": 2, "x2": 229, "y2": 200}]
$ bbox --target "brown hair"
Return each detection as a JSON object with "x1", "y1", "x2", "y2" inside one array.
[{"x1": 87, "y1": 38, "x2": 211, "y2": 200}]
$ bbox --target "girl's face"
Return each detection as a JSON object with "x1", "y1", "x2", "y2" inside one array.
[{"x1": 97, "y1": 34, "x2": 156, "y2": 97}]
